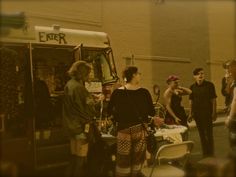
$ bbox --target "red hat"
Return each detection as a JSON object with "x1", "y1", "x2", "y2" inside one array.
[{"x1": 166, "y1": 75, "x2": 180, "y2": 83}]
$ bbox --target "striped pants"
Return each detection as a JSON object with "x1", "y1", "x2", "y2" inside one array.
[{"x1": 116, "y1": 124, "x2": 146, "y2": 177}]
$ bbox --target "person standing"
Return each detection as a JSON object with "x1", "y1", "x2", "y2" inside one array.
[
  {"x1": 225, "y1": 60, "x2": 236, "y2": 160},
  {"x1": 107, "y1": 66, "x2": 163, "y2": 177},
  {"x1": 221, "y1": 61, "x2": 234, "y2": 113},
  {"x1": 63, "y1": 61, "x2": 103, "y2": 177},
  {"x1": 163, "y1": 75, "x2": 192, "y2": 127},
  {"x1": 189, "y1": 68, "x2": 217, "y2": 157}
]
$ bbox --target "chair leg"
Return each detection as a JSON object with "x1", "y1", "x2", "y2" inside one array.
[{"x1": 149, "y1": 159, "x2": 159, "y2": 177}]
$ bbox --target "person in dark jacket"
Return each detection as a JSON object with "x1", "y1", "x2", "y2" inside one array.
[{"x1": 63, "y1": 60, "x2": 103, "y2": 177}]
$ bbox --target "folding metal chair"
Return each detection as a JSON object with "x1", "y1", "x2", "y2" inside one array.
[{"x1": 141, "y1": 141, "x2": 194, "y2": 177}]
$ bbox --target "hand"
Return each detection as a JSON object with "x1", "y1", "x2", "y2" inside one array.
[
  {"x1": 175, "y1": 117, "x2": 181, "y2": 124},
  {"x1": 187, "y1": 115, "x2": 194, "y2": 123},
  {"x1": 153, "y1": 116, "x2": 164, "y2": 127},
  {"x1": 174, "y1": 88, "x2": 184, "y2": 95},
  {"x1": 92, "y1": 93, "x2": 105, "y2": 102}
]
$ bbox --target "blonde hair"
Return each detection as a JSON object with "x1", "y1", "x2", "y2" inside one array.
[{"x1": 68, "y1": 61, "x2": 91, "y2": 81}]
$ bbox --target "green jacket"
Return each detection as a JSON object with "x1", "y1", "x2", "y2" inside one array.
[{"x1": 63, "y1": 78, "x2": 96, "y2": 136}]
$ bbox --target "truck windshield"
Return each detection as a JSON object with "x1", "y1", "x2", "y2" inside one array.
[{"x1": 81, "y1": 48, "x2": 118, "y2": 84}]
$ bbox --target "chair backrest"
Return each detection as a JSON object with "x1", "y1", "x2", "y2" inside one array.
[{"x1": 155, "y1": 141, "x2": 194, "y2": 165}]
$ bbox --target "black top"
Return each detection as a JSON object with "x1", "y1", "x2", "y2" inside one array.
[
  {"x1": 189, "y1": 80, "x2": 217, "y2": 114},
  {"x1": 107, "y1": 88, "x2": 155, "y2": 130},
  {"x1": 166, "y1": 94, "x2": 187, "y2": 126},
  {"x1": 170, "y1": 94, "x2": 183, "y2": 110}
]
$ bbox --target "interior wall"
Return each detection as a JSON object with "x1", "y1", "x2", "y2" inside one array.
[
  {"x1": 1, "y1": 0, "x2": 236, "y2": 109},
  {"x1": 207, "y1": 0, "x2": 236, "y2": 109},
  {"x1": 102, "y1": 0, "x2": 152, "y2": 78},
  {"x1": 1, "y1": 0, "x2": 104, "y2": 40},
  {"x1": 147, "y1": 0, "x2": 210, "y2": 106}
]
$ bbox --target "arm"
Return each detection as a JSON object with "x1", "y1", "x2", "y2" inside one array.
[
  {"x1": 188, "y1": 100, "x2": 193, "y2": 121},
  {"x1": 177, "y1": 86, "x2": 192, "y2": 96},
  {"x1": 74, "y1": 87, "x2": 96, "y2": 123},
  {"x1": 146, "y1": 89, "x2": 156, "y2": 117},
  {"x1": 163, "y1": 90, "x2": 181, "y2": 124},
  {"x1": 210, "y1": 82, "x2": 217, "y2": 122},
  {"x1": 221, "y1": 77, "x2": 227, "y2": 96},
  {"x1": 146, "y1": 89, "x2": 164, "y2": 126},
  {"x1": 188, "y1": 85, "x2": 194, "y2": 121},
  {"x1": 222, "y1": 77, "x2": 233, "y2": 96},
  {"x1": 212, "y1": 98, "x2": 217, "y2": 121},
  {"x1": 221, "y1": 78, "x2": 228, "y2": 96}
]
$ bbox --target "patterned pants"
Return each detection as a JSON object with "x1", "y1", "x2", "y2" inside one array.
[{"x1": 116, "y1": 124, "x2": 146, "y2": 177}]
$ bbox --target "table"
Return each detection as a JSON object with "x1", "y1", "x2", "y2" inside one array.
[
  {"x1": 154, "y1": 125, "x2": 188, "y2": 143},
  {"x1": 101, "y1": 125, "x2": 188, "y2": 168}
]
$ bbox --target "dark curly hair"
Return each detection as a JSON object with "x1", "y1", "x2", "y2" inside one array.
[
  {"x1": 193, "y1": 67, "x2": 203, "y2": 76},
  {"x1": 122, "y1": 66, "x2": 138, "y2": 83}
]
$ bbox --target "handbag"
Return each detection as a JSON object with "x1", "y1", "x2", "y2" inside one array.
[{"x1": 124, "y1": 86, "x2": 158, "y2": 154}]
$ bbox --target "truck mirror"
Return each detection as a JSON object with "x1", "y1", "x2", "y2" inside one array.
[{"x1": 153, "y1": 84, "x2": 160, "y2": 103}]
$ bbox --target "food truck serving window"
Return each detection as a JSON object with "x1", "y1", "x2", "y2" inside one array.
[
  {"x1": 31, "y1": 44, "x2": 75, "y2": 129},
  {"x1": 35, "y1": 26, "x2": 118, "y2": 85}
]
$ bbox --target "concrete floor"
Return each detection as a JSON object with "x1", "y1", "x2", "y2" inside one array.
[
  {"x1": 35, "y1": 115, "x2": 232, "y2": 177},
  {"x1": 188, "y1": 115, "x2": 231, "y2": 162}
]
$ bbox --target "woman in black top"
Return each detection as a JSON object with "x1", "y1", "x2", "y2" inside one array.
[
  {"x1": 108, "y1": 66, "x2": 163, "y2": 177},
  {"x1": 163, "y1": 75, "x2": 192, "y2": 127}
]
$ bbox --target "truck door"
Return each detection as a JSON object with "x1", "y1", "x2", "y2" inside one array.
[
  {"x1": 30, "y1": 43, "x2": 76, "y2": 174},
  {"x1": 0, "y1": 42, "x2": 34, "y2": 176}
]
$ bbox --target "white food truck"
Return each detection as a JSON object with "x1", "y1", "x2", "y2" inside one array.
[{"x1": 0, "y1": 25, "x2": 118, "y2": 176}]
